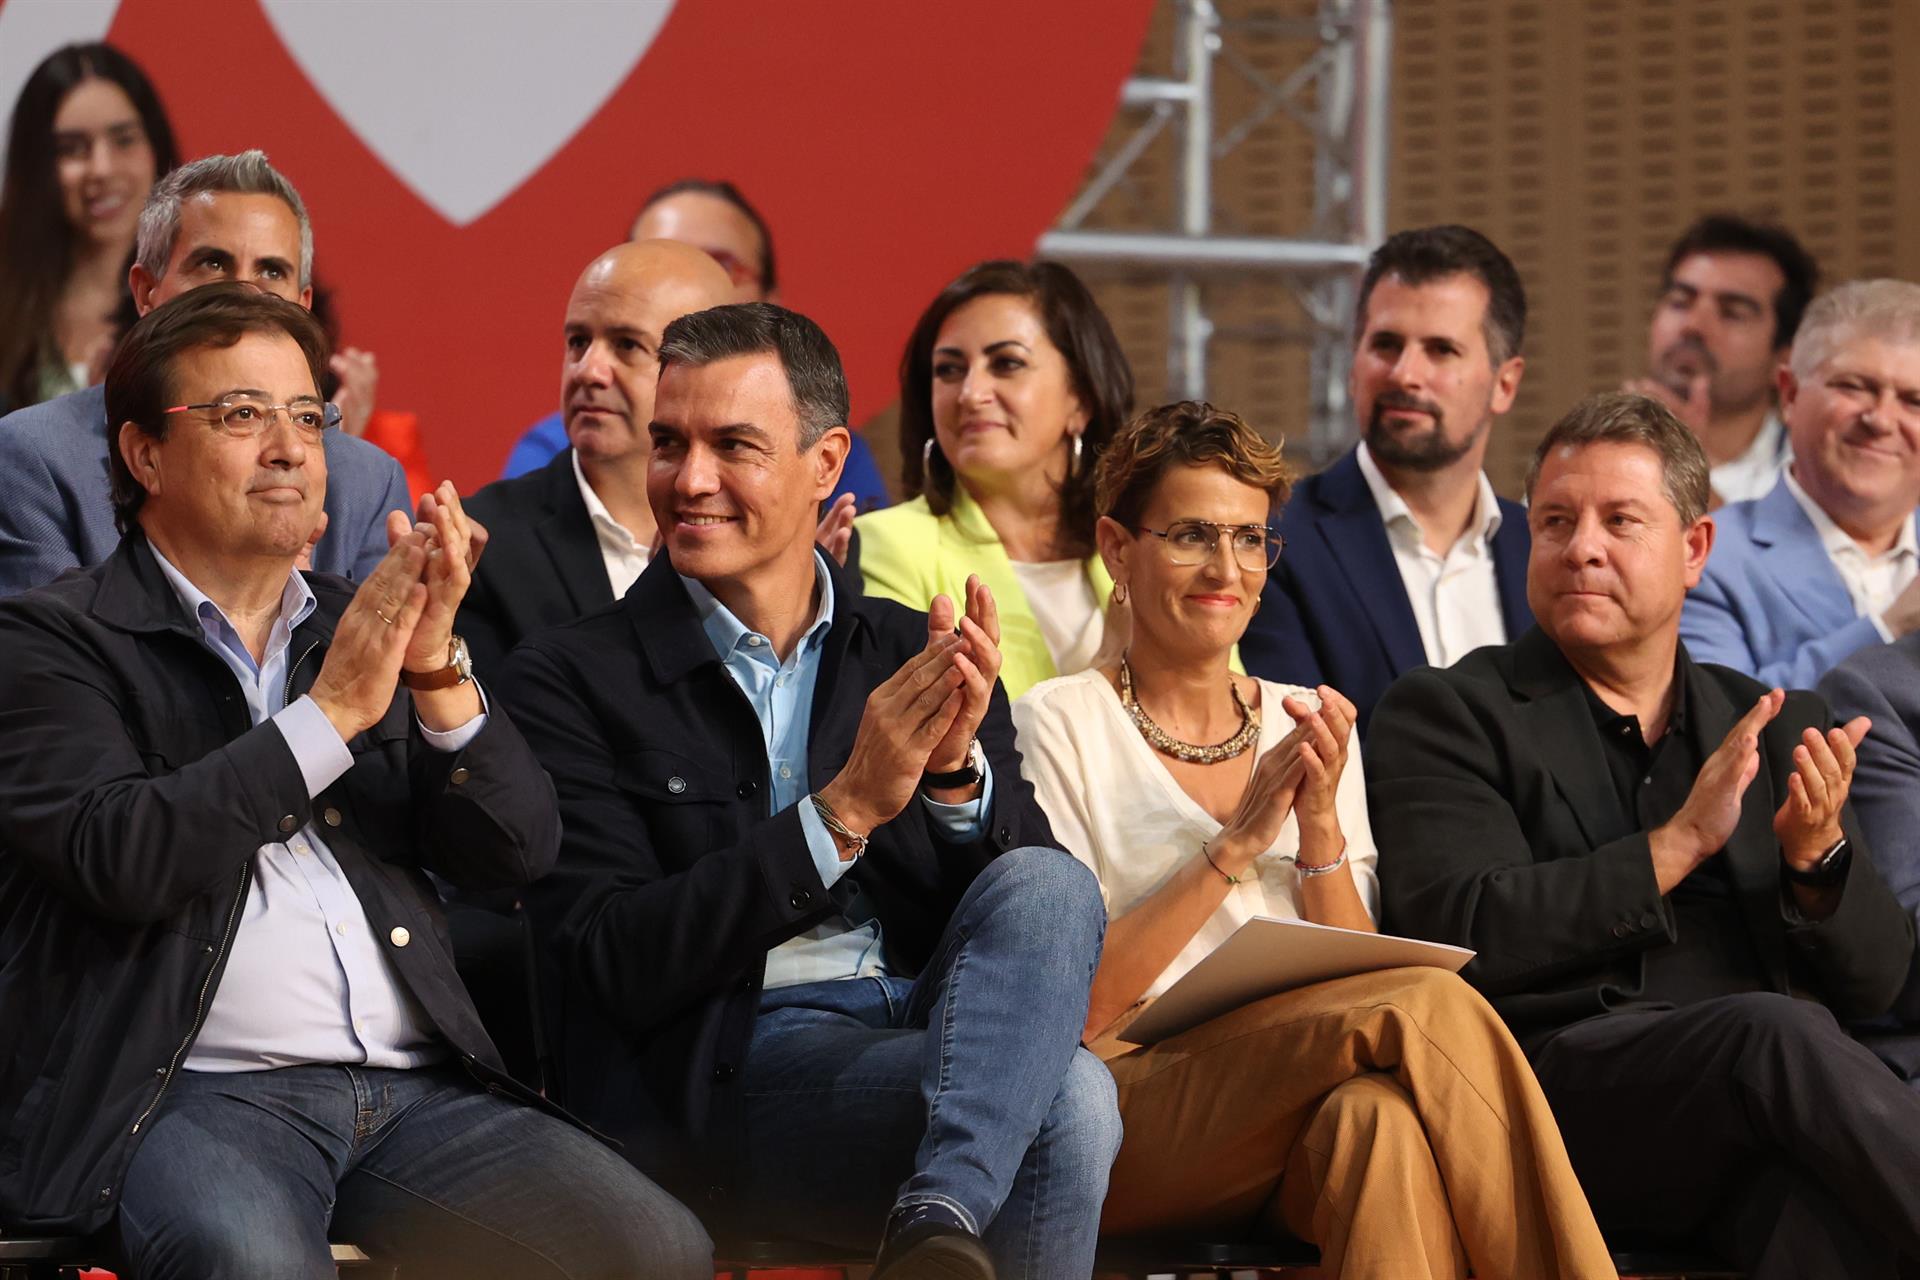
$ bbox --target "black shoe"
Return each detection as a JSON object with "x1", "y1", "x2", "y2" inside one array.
[{"x1": 871, "y1": 1202, "x2": 996, "y2": 1280}]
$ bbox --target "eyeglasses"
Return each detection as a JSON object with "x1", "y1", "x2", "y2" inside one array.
[
  {"x1": 163, "y1": 395, "x2": 340, "y2": 442},
  {"x1": 1132, "y1": 520, "x2": 1285, "y2": 571}
]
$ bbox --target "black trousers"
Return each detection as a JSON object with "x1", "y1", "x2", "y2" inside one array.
[{"x1": 1531, "y1": 992, "x2": 1920, "y2": 1280}]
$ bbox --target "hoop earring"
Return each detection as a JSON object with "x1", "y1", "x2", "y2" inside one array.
[
  {"x1": 1071, "y1": 433, "x2": 1084, "y2": 476},
  {"x1": 922, "y1": 437, "x2": 940, "y2": 498},
  {"x1": 1113, "y1": 581, "x2": 1129, "y2": 606}
]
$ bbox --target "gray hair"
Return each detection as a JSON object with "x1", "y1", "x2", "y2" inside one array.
[
  {"x1": 1524, "y1": 391, "x2": 1711, "y2": 525},
  {"x1": 657, "y1": 302, "x2": 848, "y2": 449},
  {"x1": 1789, "y1": 279, "x2": 1920, "y2": 381},
  {"x1": 134, "y1": 150, "x2": 313, "y2": 290}
]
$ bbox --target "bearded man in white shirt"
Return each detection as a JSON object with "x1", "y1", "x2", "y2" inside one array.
[
  {"x1": 1680, "y1": 279, "x2": 1920, "y2": 690},
  {"x1": 1240, "y1": 224, "x2": 1533, "y2": 736}
]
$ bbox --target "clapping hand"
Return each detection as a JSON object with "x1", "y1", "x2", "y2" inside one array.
[
  {"x1": 308, "y1": 533, "x2": 430, "y2": 741},
  {"x1": 1775, "y1": 718, "x2": 1871, "y2": 869},
  {"x1": 924, "y1": 575, "x2": 1002, "y2": 781}
]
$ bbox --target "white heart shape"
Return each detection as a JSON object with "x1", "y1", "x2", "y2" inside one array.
[{"x1": 261, "y1": 0, "x2": 677, "y2": 226}]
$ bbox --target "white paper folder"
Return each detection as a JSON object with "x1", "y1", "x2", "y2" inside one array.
[{"x1": 1118, "y1": 915, "x2": 1477, "y2": 1046}]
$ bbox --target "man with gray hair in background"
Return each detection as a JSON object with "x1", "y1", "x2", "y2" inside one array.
[
  {"x1": 1681, "y1": 279, "x2": 1920, "y2": 688},
  {"x1": 0, "y1": 149, "x2": 409, "y2": 594}
]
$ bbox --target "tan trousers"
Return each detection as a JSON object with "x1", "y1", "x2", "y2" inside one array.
[{"x1": 1097, "y1": 967, "x2": 1616, "y2": 1280}]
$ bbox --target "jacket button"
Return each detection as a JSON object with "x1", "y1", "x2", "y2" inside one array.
[
  {"x1": 737, "y1": 780, "x2": 758, "y2": 799},
  {"x1": 1610, "y1": 922, "x2": 1630, "y2": 939},
  {"x1": 789, "y1": 888, "x2": 813, "y2": 909},
  {"x1": 1639, "y1": 911, "x2": 1658, "y2": 929},
  {"x1": 277, "y1": 814, "x2": 298, "y2": 834},
  {"x1": 997, "y1": 826, "x2": 1011, "y2": 844},
  {"x1": 322, "y1": 807, "x2": 342, "y2": 827},
  {"x1": 668, "y1": 776, "x2": 687, "y2": 794},
  {"x1": 712, "y1": 1062, "x2": 736, "y2": 1083},
  {"x1": 449, "y1": 767, "x2": 471, "y2": 785},
  {"x1": 390, "y1": 926, "x2": 411, "y2": 947}
]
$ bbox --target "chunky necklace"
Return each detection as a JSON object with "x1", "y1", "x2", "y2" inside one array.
[{"x1": 1119, "y1": 654, "x2": 1261, "y2": 765}]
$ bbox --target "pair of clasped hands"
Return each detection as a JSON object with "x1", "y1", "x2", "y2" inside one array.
[
  {"x1": 303, "y1": 482, "x2": 488, "y2": 743},
  {"x1": 814, "y1": 573, "x2": 1003, "y2": 855},
  {"x1": 1650, "y1": 689, "x2": 1870, "y2": 908}
]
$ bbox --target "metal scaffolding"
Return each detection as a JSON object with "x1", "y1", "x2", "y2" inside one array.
[{"x1": 1036, "y1": 0, "x2": 1393, "y2": 462}]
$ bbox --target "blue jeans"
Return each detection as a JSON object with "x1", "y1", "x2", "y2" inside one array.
[
  {"x1": 737, "y1": 847, "x2": 1120, "y2": 1279},
  {"x1": 115, "y1": 1063, "x2": 712, "y2": 1280}
]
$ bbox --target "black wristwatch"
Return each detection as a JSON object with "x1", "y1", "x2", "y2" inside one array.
[
  {"x1": 1783, "y1": 835, "x2": 1852, "y2": 888},
  {"x1": 923, "y1": 739, "x2": 984, "y2": 790}
]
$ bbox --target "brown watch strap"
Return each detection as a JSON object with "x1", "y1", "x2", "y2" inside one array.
[{"x1": 400, "y1": 663, "x2": 467, "y2": 691}]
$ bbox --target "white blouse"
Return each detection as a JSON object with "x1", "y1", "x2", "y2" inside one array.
[
  {"x1": 1009, "y1": 558, "x2": 1105, "y2": 678},
  {"x1": 1012, "y1": 668, "x2": 1380, "y2": 999}
]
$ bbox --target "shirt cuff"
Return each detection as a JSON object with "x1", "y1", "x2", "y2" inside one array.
[
  {"x1": 921, "y1": 756, "x2": 994, "y2": 841},
  {"x1": 1874, "y1": 610, "x2": 1898, "y2": 644},
  {"x1": 798, "y1": 797, "x2": 855, "y2": 888},
  {"x1": 416, "y1": 680, "x2": 490, "y2": 754},
  {"x1": 273, "y1": 695, "x2": 356, "y2": 798}
]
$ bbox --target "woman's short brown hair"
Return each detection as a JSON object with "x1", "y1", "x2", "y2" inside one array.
[{"x1": 1096, "y1": 400, "x2": 1294, "y2": 527}]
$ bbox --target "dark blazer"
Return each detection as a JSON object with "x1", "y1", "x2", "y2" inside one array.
[
  {"x1": 1241, "y1": 448, "x2": 1532, "y2": 737},
  {"x1": 459, "y1": 447, "x2": 614, "y2": 674},
  {"x1": 1367, "y1": 626, "x2": 1914, "y2": 1047},
  {"x1": 0, "y1": 533, "x2": 564, "y2": 1233},
  {"x1": 495, "y1": 551, "x2": 1056, "y2": 1195}
]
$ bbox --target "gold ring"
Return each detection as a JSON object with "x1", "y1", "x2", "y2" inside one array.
[{"x1": 375, "y1": 609, "x2": 397, "y2": 627}]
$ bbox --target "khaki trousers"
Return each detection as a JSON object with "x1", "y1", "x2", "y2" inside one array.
[{"x1": 1097, "y1": 967, "x2": 1616, "y2": 1280}]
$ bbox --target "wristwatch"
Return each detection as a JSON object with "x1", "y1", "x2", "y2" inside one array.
[
  {"x1": 401, "y1": 635, "x2": 473, "y2": 691},
  {"x1": 1782, "y1": 834, "x2": 1851, "y2": 888},
  {"x1": 923, "y1": 738, "x2": 984, "y2": 790}
]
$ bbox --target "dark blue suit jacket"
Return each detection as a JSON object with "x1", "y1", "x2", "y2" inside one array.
[{"x1": 1241, "y1": 447, "x2": 1533, "y2": 737}]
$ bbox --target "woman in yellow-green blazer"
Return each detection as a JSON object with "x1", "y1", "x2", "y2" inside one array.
[{"x1": 857, "y1": 259, "x2": 1135, "y2": 701}]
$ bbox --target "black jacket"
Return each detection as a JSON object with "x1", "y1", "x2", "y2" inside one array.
[
  {"x1": 1368, "y1": 626, "x2": 1915, "y2": 1047},
  {"x1": 459, "y1": 447, "x2": 615, "y2": 674},
  {"x1": 495, "y1": 552, "x2": 1055, "y2": 1198},
  {"x1": 0, "y1": 534, "x2": 563, "y2": 1234}
]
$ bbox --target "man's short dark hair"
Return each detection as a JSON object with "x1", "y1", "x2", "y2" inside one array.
[
  {"x1": 1524, "y1": 390, "x2": 1711, "y2": 525},
  {"x1": 106, "y1": 281, "x2": 331, "y2": 534},
  {"x1": 657, "y1": 302, "x2": 847, "y2": 450},
  {"x1": 634, "y1": 178, "x2": 776, "y2": 294},
  {"x1": 1661, "y1": 213, "x2": 1821, "y2": 351},
  {"x1": 1357, "y1": 224, "x2": 1528, "y2": 365}
]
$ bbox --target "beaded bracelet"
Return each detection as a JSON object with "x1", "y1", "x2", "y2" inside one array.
[{"x1": 1296, "y1": 844, "x2": 1349, "y2": 878}]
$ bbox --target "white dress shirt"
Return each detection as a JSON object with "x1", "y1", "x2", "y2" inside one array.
[
  {"x1": 1013, "y1": 670, "x2": 1380, "y2": 999},
  {"x1": 1355, "y1": 442, "x2": 1508, "y2": 667},
  {"x1": 1783, "y1": 467, "x2": 1919, "y2": 642},
  {"x1": 1709, "y1": 411, "x2": 1789, "y2": 506},
  {"x1": 150, "y1": 549, "x2": 486, "y2": 1072},
  {"x1": 572, "y1": 450, "x2": 650, "y2": 598}
]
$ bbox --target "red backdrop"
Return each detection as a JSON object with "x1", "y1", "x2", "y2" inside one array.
[{"x1": 0, "y1": 0, "x2": 1155, "y2": 487}]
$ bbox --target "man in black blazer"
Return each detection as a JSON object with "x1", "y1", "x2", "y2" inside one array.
[
  {"x1": 1371, "y1": 391, "x2": 1920, "y2": 1278},
  {"x1": 1242, "y1": 225, "x2": 1532, "y2": 736},
  {"x1": 0, "y1": 285, "x2": 709, "y2": 1274},
  {"x1": 458, "y1": 240, "x2": 734, "y2": 671},
  {"x1": 499, "y1": 303, "x2": 1116, "y2": 1280}
]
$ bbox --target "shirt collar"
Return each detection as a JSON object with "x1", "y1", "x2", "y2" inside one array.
[
  {"x1": 679, "y1": 551, "x2": 835, "y2": 665},
  {"x1": 149, "y1": 544, "x2": 316, "y2": 670},
  {"x1": 1355, "y1": 440, "x2": 1503, "y2": 549},
  {"x1": 572, "y1": 449, "x2": 644, "y2": 552},
  {"x1": 1782, "y1": 465, "x2": 1920, "y2": 562}
]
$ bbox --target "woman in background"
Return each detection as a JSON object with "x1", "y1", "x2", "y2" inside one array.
[
  {"x1": 1013, "y1": 401, "x2": 1614, "y2": 1279},
  {"x1": 0, "y1": 42, "x2": 178, "y2": 414},
  {"x1": 857, "y1": 259, "x2": 1133, "y2": 700}
]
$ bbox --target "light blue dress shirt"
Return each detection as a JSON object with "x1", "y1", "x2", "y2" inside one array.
[
  {"x1": 680, "y1": 554, "x2": 992, "y2": 988},
  {"x1": 150, "y1": 550, "x2": 485, "y2": 1071}
]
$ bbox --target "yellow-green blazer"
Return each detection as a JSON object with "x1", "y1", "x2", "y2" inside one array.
[{"x1": 856, "y1": 491, "x2": 1113, "y2": 702}]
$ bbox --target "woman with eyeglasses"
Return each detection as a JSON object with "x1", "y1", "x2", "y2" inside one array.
[
  {"x1": 1012, "y1": 402, "x2": 1613, "y2": 1279},
  {"x1": 856, "y1": 259, "x2": 1134, "y2": 700},
  {"x1": 0, "y1": 42, "x2": 178, "y2": 415}
]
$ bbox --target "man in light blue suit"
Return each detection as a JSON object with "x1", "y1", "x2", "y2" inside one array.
[
  {"x1": 1819, "y1": 635, "x2": 1920, "y2": 1087},
  {"x1": 1680, "y1": 279, "x2": 1920, "y2": 689},
  {"x1": 0, "y1": 151, "x2": 407, "y2": 596}
]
